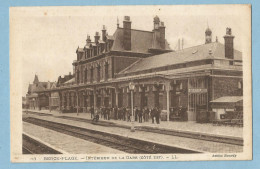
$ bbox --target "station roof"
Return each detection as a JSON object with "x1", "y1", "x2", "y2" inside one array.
[
  {"x1": 111, "y1": 28, "x2": 171, "y2": 54},
  {"x1": 119, "y1": 42, "x2": 242, "y2": 74},
  {"x1": 64, "y1": 77, "x2": 75, "y2": 84}
]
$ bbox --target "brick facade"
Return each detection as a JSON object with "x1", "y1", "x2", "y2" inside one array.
[{"x1": 212, "y1": 77, "x2": 242, "y2": 100}]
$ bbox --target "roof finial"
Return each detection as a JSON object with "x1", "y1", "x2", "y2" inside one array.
[
  {"x1": 207, "y1": 19, "x2": 209, "y2": 28},
  {"x1": 117, "y1": 16, "x2": 119, "y2": 28}
]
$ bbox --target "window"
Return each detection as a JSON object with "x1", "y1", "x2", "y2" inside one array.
[
  {"x1": 94, "y1": 47, "x2": 97, "y2": 56},
  {"x1": 90, "y1": 67, "x2": 94, "y2": 83},
  {"x1": 97, "y1": 64, "x2": 101, "y2": 82},
  {"x1": 84, "y1": 68, "x2": 88, "y2": 83},
  {"x1": 188, "y1": 78, "x2": 206, "y2": 88},
  {"x1": 87, "y1": 50, "x2": 90, "y2": 58},
  {"x1": 105, "y1": 62, "x2": 109, "y2": 81},
  {"x1": 188, "y1": 93, "x2": 207, "y2": 112},
  {"x1": 77, "y1": 70, "x2": 80, "y2": 84},
  {"x1": 81, "y1": 66, "x2": 84, "y2": 83},
  {"x1": 238, "y1": 81, "x2": 242, "y2": 89}
]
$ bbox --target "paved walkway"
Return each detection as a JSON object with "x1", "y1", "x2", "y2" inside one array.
[
  {"x1": 24, "y1": 122, "x2": 125, "y2": 154},
  {"x1": 24, "y1": 109, "x2": 243, "y2": 138}
]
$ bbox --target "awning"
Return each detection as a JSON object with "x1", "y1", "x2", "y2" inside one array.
[{"x1": 210, "y1": 96, "x2": 243, "y2": 103}]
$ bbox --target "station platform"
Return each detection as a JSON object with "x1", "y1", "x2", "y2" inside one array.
[
  {"x1": 23, "y1": 109, "x2": 243, "y2": 153},
  {"x1": 23, "y1": 122, "x2": 125, "y2": 154},
  {"x1": 24, "y1": 109, "x2": 243, "y2": 139}
]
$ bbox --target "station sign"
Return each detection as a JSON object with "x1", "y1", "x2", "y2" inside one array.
[{"x1": 188, "y1": 88, "x2": 207, "y2": 93}]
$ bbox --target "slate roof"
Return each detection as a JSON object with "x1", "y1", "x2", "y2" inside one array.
[
  {"x1": 64, "y1": 77, "x2": 75, "y2": 84},
  {"x1": 111, "y1": 28, "x2": 171, "y2": 53},
  {"x1": 119, "y1": 42, "x2": 242, "y2": 74},
  {"x1": 28, "y1": 82, "x2": 52, "y2": 93},
  {"x1": 77, "y1": 48, "x2": 84, "y2": 52},
  {"x1": 106, "y1": 35, "x2": 114, "y2": 40}
]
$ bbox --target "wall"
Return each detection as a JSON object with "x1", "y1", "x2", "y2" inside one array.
[
  {"x1": 212, "y1": 77, "x2": 242, "y2": 100},
  {"x1": 113, "y1": 56, "x2": 140, "y2": 74},
  {"x1": 76, "y1": 56, "x2": 113, "y2": 83}
]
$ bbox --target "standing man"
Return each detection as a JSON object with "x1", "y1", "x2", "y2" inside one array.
[
  {"x1": 107, "y1": 107, "x2": 111, "y2": 120},
  {"x1": 104, "y1": 107, "x2": 107, "y2": 120},
  {"x1": 90, "y1": 106, "x2": 94, "y2": 119},
  {"x1": 135, "y1": 106, "x2": 138, "y2": 122},
  {"x1": 123, "y1": 107, "x2": 126, "y2": 121},
  {"x1": 127, "y1": 107, "x2": 131, "y2": 122},
  {"x1": 156, "y1": 107, "x2": 160, "y2": 124},
  {"x1": 144, "y1": 107, "x2": 149, "y2": 122},
  {"x1": 114, "y1": 106, "x2": 118, "y2": 120},
  {"x1": 151, "y1": 107, "x2": 155, "y2": 124},
  {"x1": 138, "y1": 108, "x2": 143, "y2": 123}
]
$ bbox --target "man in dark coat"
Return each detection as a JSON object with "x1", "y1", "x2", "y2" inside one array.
[
  {"x1": 135, "y1": 107, "x2": 138, "y2": 121},
  {"x1": 144, "y1": 107, "x2": 149, "y2": 122},
  {"x1": 123, "y1": 107, "x2": 126, "y2": 121},
  {"x1": 90, "y1": 106, "x2": 94, "y2": 119},
  {"x1": 138, "y1": 108, "x2": 143, "y2": 123},
  {"x1": 114, "y1": 106, "x2": 118, "y2": 120},
  {"x1": 151, "y1": 107, "x2": 155, "y2": 124},
  {"x1": 118, "y1": 107, "x2": 122, "y2": 120},
  {"x1": 156, "y1": 107, "x2": 160, "y2": 124}
]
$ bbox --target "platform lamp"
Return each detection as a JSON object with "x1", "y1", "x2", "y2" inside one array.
[
  {"x1": 76, "y1": 91, "x2": 79, "y2": 116},
  {"x1": 32, "y1": 98, "x2": 35, "y2": 110},
  {"x1": 129, "y1": 82, "x2": 135, "y2": 132}
]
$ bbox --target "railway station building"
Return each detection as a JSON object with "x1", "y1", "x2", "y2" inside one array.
[{"x1": 34, "y1": 16, "x2": 243, "y2": 121}]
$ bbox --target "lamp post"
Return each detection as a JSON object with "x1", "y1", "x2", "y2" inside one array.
[
  {"x1": 76, "y1": 91, "x2": 79, "y2": 116},
  {"x1": 32, "y1": 98, "x2": 35, "y2": 110},
  {"x1": 129, "y1": 82, "x2": 135, "y2": 132}
]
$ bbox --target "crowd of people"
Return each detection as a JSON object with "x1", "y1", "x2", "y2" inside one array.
[{"x1": 90, "y1": 106, "x2": 161, "y2": 124}]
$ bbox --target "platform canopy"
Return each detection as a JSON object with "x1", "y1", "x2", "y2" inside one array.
[{"x1": 210, "y1": 96, "x2": 243, "y2": 103}]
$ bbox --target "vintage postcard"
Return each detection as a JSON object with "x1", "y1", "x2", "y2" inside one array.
[{"x1": 10, "y1": 5, "x2": 252, "y2": 162}]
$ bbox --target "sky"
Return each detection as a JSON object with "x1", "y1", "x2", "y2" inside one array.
[{"x1": 9, "y1": 5, "x2": 251, "y2": 96}]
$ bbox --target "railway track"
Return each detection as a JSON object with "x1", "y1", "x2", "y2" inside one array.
[
  {"x1": 22, "y1": 134, "x2": 62, "y2": 154},
  {"x1": 23, "y1": 117, "x2": 200, "y2": 154},
  {"x1": 23, "y1": 111, "x2": 243, "y2": 146}
]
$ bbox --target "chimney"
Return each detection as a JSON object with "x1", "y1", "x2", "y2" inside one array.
[
  {"x1": 205, "y1": 27, "x2": 212, "y2": 44},
  {"x1": 123, "y1": 16, "x2": 131, "y2": 50},
  {"x1": 102, "y1": 25, "x2": 107, "y2": 41},
  {"x1": 159, "y1": 22, "x2": 165, "y2": 49},
  {"x1": 86, "y1": 35, "x2": 91, "y2": 45},
  {"x1": 224, "y1": 27, "x2": 235, "y2": 59},
  {"x1": 117, "y1": 17, "x2": 119, "y2": 28},
  {"x1": 94, "y1": 32, "x2": 100, "y2": 44},
  {"x1": 153, "y1": 15, "x2": 160, "y2": 30}
]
